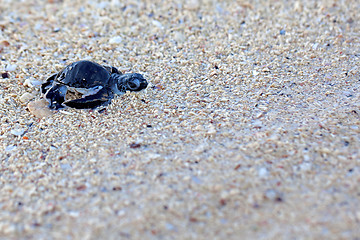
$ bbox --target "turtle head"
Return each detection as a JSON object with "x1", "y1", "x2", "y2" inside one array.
[{"x1": 112, "y1": 73, "x2": 148, "y2": 94}]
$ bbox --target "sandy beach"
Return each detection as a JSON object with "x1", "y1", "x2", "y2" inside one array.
[{"x1": 1, "y1": 0, "x2": 359, "y2": 239}]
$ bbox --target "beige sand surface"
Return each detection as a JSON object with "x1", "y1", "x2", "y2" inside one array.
[{"x1": 1, "y1": 0, "x2": 359, "y2": 239}]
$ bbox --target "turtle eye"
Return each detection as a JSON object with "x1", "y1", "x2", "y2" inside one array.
[{"x1": 128, "y1": 79, "x2": 140, "y2": 90}]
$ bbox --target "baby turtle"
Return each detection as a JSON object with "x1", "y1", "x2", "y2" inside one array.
[{"x1": 41, "y1": 60, "x2": 148, "y2": 109}]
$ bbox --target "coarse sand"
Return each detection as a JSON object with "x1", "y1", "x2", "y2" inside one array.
[{"x1": 1, "y1": 0, "x2": 359, "y2": 239}]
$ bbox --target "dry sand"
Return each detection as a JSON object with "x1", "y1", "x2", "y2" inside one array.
[{"x1": 1, "y1": 0, "x2": 360, "y2": 239}]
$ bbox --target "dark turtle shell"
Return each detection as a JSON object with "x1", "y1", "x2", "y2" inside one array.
[{"x1": 56, "y1": 60, "x2": 111, "y2": 88}]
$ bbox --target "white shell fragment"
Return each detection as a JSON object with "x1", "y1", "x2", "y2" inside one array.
[
  {"x1": 10, "y1": 128, "x2": 25, "y2": 136},
  {"x1": 109, "y1": 36, "x2": 122, "y2": 44},
  {"x1": 24, "y1": 78, "x2": 42, "y2": 88},
  {"x1": 5, "y1": 64, "x2": 17, "y2": 72},
  {"x1": 27, "y1": 99, "x2": 54, "y2": 118}
]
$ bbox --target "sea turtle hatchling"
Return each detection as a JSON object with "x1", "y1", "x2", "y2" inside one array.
[{"x1": 41, "y1": 60, "x2": 148, "y2": 109}]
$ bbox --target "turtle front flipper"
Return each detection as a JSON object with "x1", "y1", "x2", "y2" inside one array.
[
  {"x1": 63, "y1": 88, "x2": 114, "y2": 109},
  {"x1": 41, "y1": 73, "x2": 58, "y2": 95},
  {"x1": 44, "y1": 84, "x2": 68, "y2": 110}
]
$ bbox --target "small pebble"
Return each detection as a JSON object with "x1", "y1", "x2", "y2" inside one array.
[
  {"x1": 299, "y1": 162, "x2": 312, "y2": 171},
  {"x1": 20, "y1": 92, "x2": 35, "y2": 103},
  {"x1": 312, "y1": 43, "x2": 319, "y2": 50},
  {"x1": 129, "y1": 143, "x2": 141, "y2": 149},
  {"x1": 185, "y1": 0, "x2": 200, "y2": 10},
  {"x1": 97, "y1": 2, "x2": 109, "y2": 9},
  {"x1": 60, "y1": 164, "x2": 71, "y2": 171},
  {"x1": 258, "y1": 167, "x2": 268, "y2": 178},
  {"x1": 253, "y1": 120, "x2": 263, "y2": 128},
  {"x1": 5, "y1": 145, "x2": 17, "y2": 152},
  {"x1": 23, "y1": 78, "x2": 42, "y2": 88},
  {"x1": 1, "y1": 72, "x2": 10, "y2": 78},
  {"x1": 23, "y1": 79, "x2": 34, "y2": 88},
  {"x1": 152, "y1": 20, "x2": 163, "y2": 29},
  {"x1": 0, "y1": 40, "x2": 10, "y2": 53},
  {"x1": 264, "y1": 189, "x2": 283, "y2": 202},
  {"x1": 173, "y1": 31, "x2": 186, "y2": 43},
  {"x1": 5, "y1": 64, "x2": 17, "y2": 72},
  {"x1": 109, "y1": 36, "x2": 122, "y2": 44},
  {"x1": 206, "y1": 125, "x2": 217, "y2": 135},
  {"x1": 31, "y1": 80, "x2": 42, "y2": 86},
  {"x1": 191, "y1": 176, "x2": 202, "y2": 184},
  {"x1": 27, "y1": 99, "x2": 54, "y2": 118},
  {"x1": 10, "y1": 128, "x2": 25, "y2": 136},
  {"x1": 165, "y1": 223, "x2": 176, "y2": 231},
  {"x1": 347, "y1": 18, "x2": 354, "y2": 24},
  {"x1": 0, "y1": 40, "x2": 10, "y2": 47}
]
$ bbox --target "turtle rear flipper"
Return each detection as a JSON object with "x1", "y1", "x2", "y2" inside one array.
[
  {"x1": 44, "y1": 84, "x2": 68, "y2": 109},
  {"x1": 41, "y1": 73, "x2": 58, "y2": 95},
  {"x1": 63, "y1": 88, "x2": 114, "y2": 109},
  {"x1": 103, "y1": 65, "x2": 122, "y2": 75}
]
